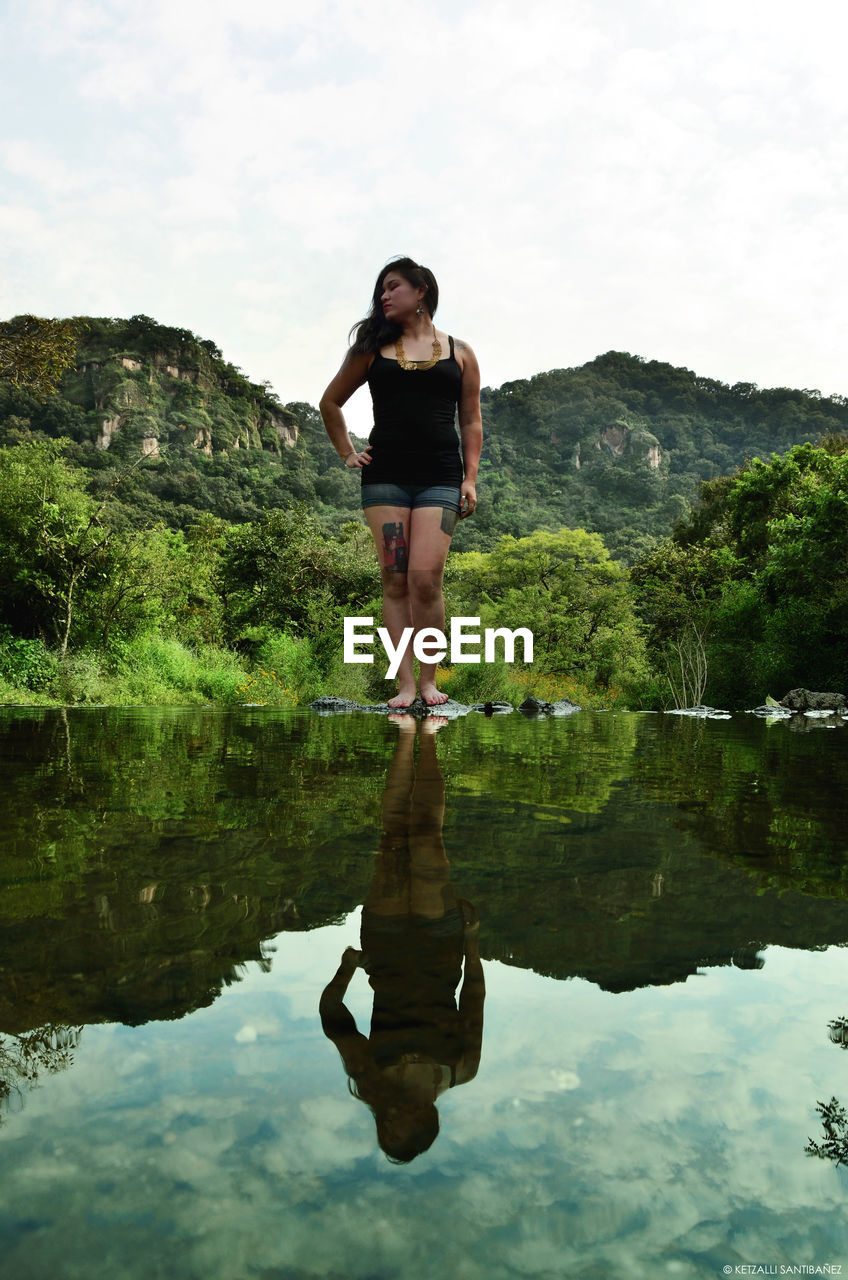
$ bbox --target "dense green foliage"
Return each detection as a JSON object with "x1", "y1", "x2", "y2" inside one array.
[
  {"x1": 1, "y1": 313, "x2": 847, "y2": 709},
  {"x1": 0, "y1": 315, "x2": 82, "y2": 399},
  {"x1": 0, "y1": 315, "x2": 342, "y2": 530},
  {"x1": 0, "y1": 437, "x2": 643, "y2": 706},
  {"x1": 632, "y1": 437, "x2": 848, "y2": 706},
  {"x1": 4, "y1": 317, "x2": 846, "y2": 557},
  {"x1": 477, "y1": 350, "x2": 848, "y2": 559},
  {"x1": 447, "y1": 528, "x2": 651, "y2": 702}
]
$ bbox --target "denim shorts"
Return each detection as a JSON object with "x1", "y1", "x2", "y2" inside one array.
[{"x1": 361, "y1": 482, "x2": 461, "y2": 513}]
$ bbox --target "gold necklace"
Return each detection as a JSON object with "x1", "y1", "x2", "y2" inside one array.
[{"x1": 395, "y1": 333, "x2": 442, "y2": 371}]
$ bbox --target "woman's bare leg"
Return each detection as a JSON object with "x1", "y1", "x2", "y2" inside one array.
[
  {"x1": 407, "y1": 506, "x2": 456, "y2": 706},
  {"x1": 364, "y1": 717, "x2": 416, "y2": 916},
  {"x1": 408, "y1": 725, "x2": 454, "y2": 918},
  {"x1": 363, "y1": 720, "x2": 452, "y2": 921},
  {"x1": 364, "y1": 505, "x2": 417, "y2": 707}
]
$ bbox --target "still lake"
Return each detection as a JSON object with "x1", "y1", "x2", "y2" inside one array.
[{"x1": 1, "y1": 705, "x2": 848, "y2": 1279}]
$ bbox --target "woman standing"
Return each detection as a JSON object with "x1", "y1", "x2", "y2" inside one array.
[{"x1": 319, "y1": 258, "x2": 482, "y2": 708}]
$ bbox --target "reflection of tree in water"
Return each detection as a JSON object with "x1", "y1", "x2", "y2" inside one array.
[
  {"x1": 828, "y1": 1015, "x2": 848, "y2": 1048},
  {"x1": 0, "y1": 1023, "x2": 82, "y2": 1121},
  {"x1": 806, "y1": 1098, "x2": 848, "y2": 1167},
  {"x1": 804, "y1": 1016, "x2": 848, "y2": 1168},
  {"x1": 320, "y1": 716, "x2": 484, "y2": 1164}
]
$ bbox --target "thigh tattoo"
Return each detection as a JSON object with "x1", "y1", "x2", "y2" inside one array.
[
  {"x1": 440, "y1": 507, "x2": 459, "y2": 535},
  {"x1": 381, "y1": 520, "x2": 408, "y2": 572}
]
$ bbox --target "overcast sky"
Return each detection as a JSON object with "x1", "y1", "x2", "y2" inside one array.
[{"x1": 2, "y1": 0, "x2": 847, "y2": 436}]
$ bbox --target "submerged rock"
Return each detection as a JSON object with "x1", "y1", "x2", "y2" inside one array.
[
  {"x1": 780, "y1": 688, "x2": 847, "y2": 712},
  {"x1": 666, "y1": 706, "x2": 732, "y2": 719},
  {"x1": 309, "y1": 695, "x2": 471, "y2": 719},
  {"x1": 518, "y1": 697, "x2": 581, "y2": 717},
  {"x1": 550, "y1": 700, "x2": 582, "y2": 716},
  {"x1": 310, "y1": 695, "x2": 582, "y2": 719},
  {"x1": 309, "y1": 696, "x2": 386, "y2": 715},
  {"x1": 519, "y1": 696, "x2": 553, "y2": 714}
]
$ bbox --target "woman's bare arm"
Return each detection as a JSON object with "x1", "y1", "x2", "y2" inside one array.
[
  {"x1": 319, "y1": 948, "x2": 372, "y2": 1074},
  {"x1": 455, "y1": 340, "x2": 482, "y2": 516},
  {"x1": 455, "y1": 926, "x2": 485, "y2": 1084},
  {"x1": 319, "y1": 351, "x2": 374, "y2": 468}
]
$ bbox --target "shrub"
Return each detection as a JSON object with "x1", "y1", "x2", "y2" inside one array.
[{"x1": 0, "y1": 629, "x2": 57, "y2": 691}]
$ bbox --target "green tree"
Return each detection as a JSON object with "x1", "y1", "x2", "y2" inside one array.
[
  {"x1": 219, "y1": 507, "x2": 376, "y2": 664},
  {"x1": 0, "y1": 315, "x2": 81, "y2": 399},
  {"x1": 631, "y1": 437, "x2": 848, "y2": 705},
  {"x1": 449, "y1": 527, "x2": 649, "y2": 691},
  {"x1": 89, "y1": 522, "x2": 227, "y2": 650},
  {"x1": 0, "y1": 440, "x2": 148, "y2": 656}
]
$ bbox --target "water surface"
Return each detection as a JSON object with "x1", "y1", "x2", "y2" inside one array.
[{"x1": 1, "y1": 707, "x2": 847, "y2": 1279}]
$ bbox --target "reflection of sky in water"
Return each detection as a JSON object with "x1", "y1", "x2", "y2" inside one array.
[{"x1": 3, "y1": 922, "x2": 848, "y2": 1278}]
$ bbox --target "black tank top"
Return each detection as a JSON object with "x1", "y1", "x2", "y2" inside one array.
[{"x1": 363, "y1": 335, "x2": 463, "y2": 486}]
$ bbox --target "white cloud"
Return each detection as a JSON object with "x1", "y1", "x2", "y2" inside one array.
[
  {"x1": 3, "y1": 934, "x2": 848, "y2": 1276},
  {"x1": 2, "y1": 0, "x2": 848, "y2": 422}
]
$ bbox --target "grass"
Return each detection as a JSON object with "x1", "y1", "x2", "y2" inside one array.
[
  {"x1": 0, "y1": 632, "x2": 309, "y2": 707},
  {"x1": 0, "y1": 631, "x2": 647, "y2": 710},
  {"x1": 434, "y1": 663, "x2": 633, "y2": 709}
]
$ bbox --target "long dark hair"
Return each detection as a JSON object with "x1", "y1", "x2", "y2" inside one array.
[
  {"x1": 347, "y1": 1076, "x2": 440, "y2": 1163},
  {"x1": 349, "y1": 257, "x2": 439, "y2": 356}
]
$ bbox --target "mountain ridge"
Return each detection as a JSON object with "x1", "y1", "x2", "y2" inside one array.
[{"x1": 2, "y1": 316, "x2": 846, "y2": 557}]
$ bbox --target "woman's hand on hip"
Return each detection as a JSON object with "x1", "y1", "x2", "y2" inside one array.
[
  {"x1": 344, "y1": 446, "x2": 372, "y2": 469},
  {"x1": 459, "y1": 480, "x2": 477, "y2": 518}
]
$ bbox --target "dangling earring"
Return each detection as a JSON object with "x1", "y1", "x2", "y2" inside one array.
[{"x1": 416, "y1": 303, "x2": 424, "y2": 316}]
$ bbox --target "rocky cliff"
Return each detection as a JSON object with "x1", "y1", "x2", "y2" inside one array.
[{"x1": 61, "y1": 315, "x2": 298, "y2": 462}]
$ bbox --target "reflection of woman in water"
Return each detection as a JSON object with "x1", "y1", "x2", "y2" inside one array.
[{"x1": 320, "y1": 717, "x2": 485, "y2": 1162}]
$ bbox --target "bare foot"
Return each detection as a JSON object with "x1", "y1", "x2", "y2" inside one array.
[
  {"x1": 420, "y1": 683, "x2": 449, "y2": 707},
  {"x1": 420, "y1": 715, "x2": 449, "y2": 734},
  {"x1": 388, "y1": 713, "x2": 417, "y2": 730},
  {"x1": 387, "y1": 686, "x2": 417, "y2": 709}
]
